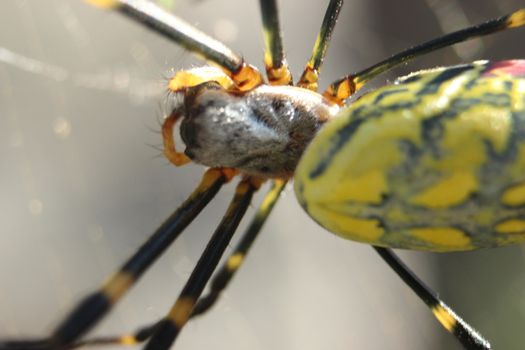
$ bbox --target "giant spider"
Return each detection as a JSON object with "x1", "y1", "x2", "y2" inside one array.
[{"x1": 1, "y1": 0, "x2": 524, "y2": 350}]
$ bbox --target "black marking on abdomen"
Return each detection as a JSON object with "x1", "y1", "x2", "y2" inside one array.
[
  {"x1": 308, "y1": 117, "x2": 366, "y2": 179},
  {"x1": 372, "y1": 87, "x2": 409, "y2": 105},
  {"x1": 416, "y1": 64, "x2": 474, "y2": 97}
]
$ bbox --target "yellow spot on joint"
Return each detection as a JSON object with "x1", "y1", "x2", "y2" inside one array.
[
  {"x1": 259, "y1": 180, "x2": 285, "y2": 212},
  {"x1": 263, "y1": 46, "x2": 292, "y2": 86},
  {"x1": 198, "y1": 168, "x2": 235, "y2": 193},
  {"x1": 329, "y1": 79, "x2": 352, "y2": 104},
  {"x1": 495, "y1": 219, "x2": 525, "y2": 234},
  {"x1": 298, "y1": 65, "x2": 319, "y2": 91},
  {"x1": 102, "y1": 272, "x2": 134, "y2": 303},
  {"x1": 231, "y1": 63, "x2": 263, "y2": 92},
  {"x1": 226, "y1": 253, "x2": 244, "y2": 271},
  {"x1": 432, "y1": 304, "x2": 457, "y2": 332},
  {"x1": 266, "y1": 63, "x2": 293, "y2": 86},
  {"x1": 168, "y1": 297, "x2": 195, "y2": 328},
  {"x1": 410, "y1": 227, "x2": 471, "y2": 250},
  {"x1": 501, "y1": 183, "x2": 525, "y2": 206},
  {"x1": 410, "y1": 172, "x2": 477, "y2": 208},
  {"x1": 119, "y1": 335, "x2": 138, "y2": 345},
  {"x1": 508, "y1": 9, "x2": 525, "y2": 28},
  {"x1": 235, "y1": 181, "x2": 250, "y2": 195},
  {"x1": 83, "y1": 0, "x2": 119, "y2": 9}
]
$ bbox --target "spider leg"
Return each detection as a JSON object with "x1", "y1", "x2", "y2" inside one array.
[
  {"x1": 374, "y1": 247, "x2": 490, "y2": 350},
  {"x1": 62, "y1": 323, "x2": 158, "y2": 349},
  {"x1": 63, "y1": 180, "x2": 286, "y2": 348},
  {"x1": 324, "y1": 8, "x2": 525, "y2": 104},
  {"x1": 297, "y1": 0, "x2": 344, "y2": 91},
  {"x1": 0, "y1": 168, "x2": 235, "y2": 350},
  {"x1": 143, "y1": 177, "x2": 263, "y2": 350},
  {"x1": 191, "y1": 179, "x2": 286, "y2": 316},
  {"x1": 86, "y1": 0, "x2": 263, "y2": 91},
  {"x1": 259, "y1": 0, "x2": 292, "y2": 85}
]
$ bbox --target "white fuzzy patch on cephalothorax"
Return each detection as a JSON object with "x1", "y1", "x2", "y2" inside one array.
[{"x1": 178, "y1": 82, "x2": 339, "y2": 177}]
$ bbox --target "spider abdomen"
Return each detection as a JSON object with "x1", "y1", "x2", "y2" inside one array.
[
  {"x1": 179, "y1": 82, "x2": 339, "y2": 178},
  {"x1": 295, "y1": 60, "x2": 525, "y2": 252}
]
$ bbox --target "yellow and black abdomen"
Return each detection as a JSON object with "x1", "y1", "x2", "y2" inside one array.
[{"x1": 295, "y1": 60, "x2": 525, "y2": 252}]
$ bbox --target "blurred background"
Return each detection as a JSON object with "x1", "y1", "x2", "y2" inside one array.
[{"x1": 0, "y1": 0, "x2": 524, "y2": 349}]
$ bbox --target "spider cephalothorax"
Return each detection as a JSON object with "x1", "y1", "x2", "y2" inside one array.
[{"x1": 173, "y1": 80, "x2": 339, "y2": 178}]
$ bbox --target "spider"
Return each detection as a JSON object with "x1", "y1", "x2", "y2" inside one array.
[{"x1": 3, "y1": 0, "x2": 524, "y2": 350}]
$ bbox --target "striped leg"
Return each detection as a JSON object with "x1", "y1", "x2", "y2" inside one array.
[
  {"x1": 143, "y1": 177, "x2": 263, "y2": 350},
  {"x1": 374, "y1": 247, "x2": 490, "y2": 350},
  {"x1": 85, "y1": 0, "x2": 263, "y2": 91},
  {"x1": 0, "y1": 168, "x2": 234, "y2": 350},
  {"x1": 323, "y1": 9, "x2": 525, "y2": 104},
  {"x1": 297, "y1": 0, "x2": 344, "y2": 91},
  {"x1": 259, "y1": 0, "x2": 292, "y2": 85},
  {"x1": 191, "y1": 180, "x2": 286, "y2": 316},
  {"x1": 62, "y1": 180, "x2": 285, "y2": 348}
]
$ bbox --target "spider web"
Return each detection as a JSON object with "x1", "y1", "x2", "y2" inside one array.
[{"x1": 0, "y1": 1, "x2": 523, "y2": 349}]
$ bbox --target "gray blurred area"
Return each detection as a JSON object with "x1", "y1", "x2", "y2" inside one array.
[{"x1": 0, "y1": 0, "x2": 524, "y2": 349}]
